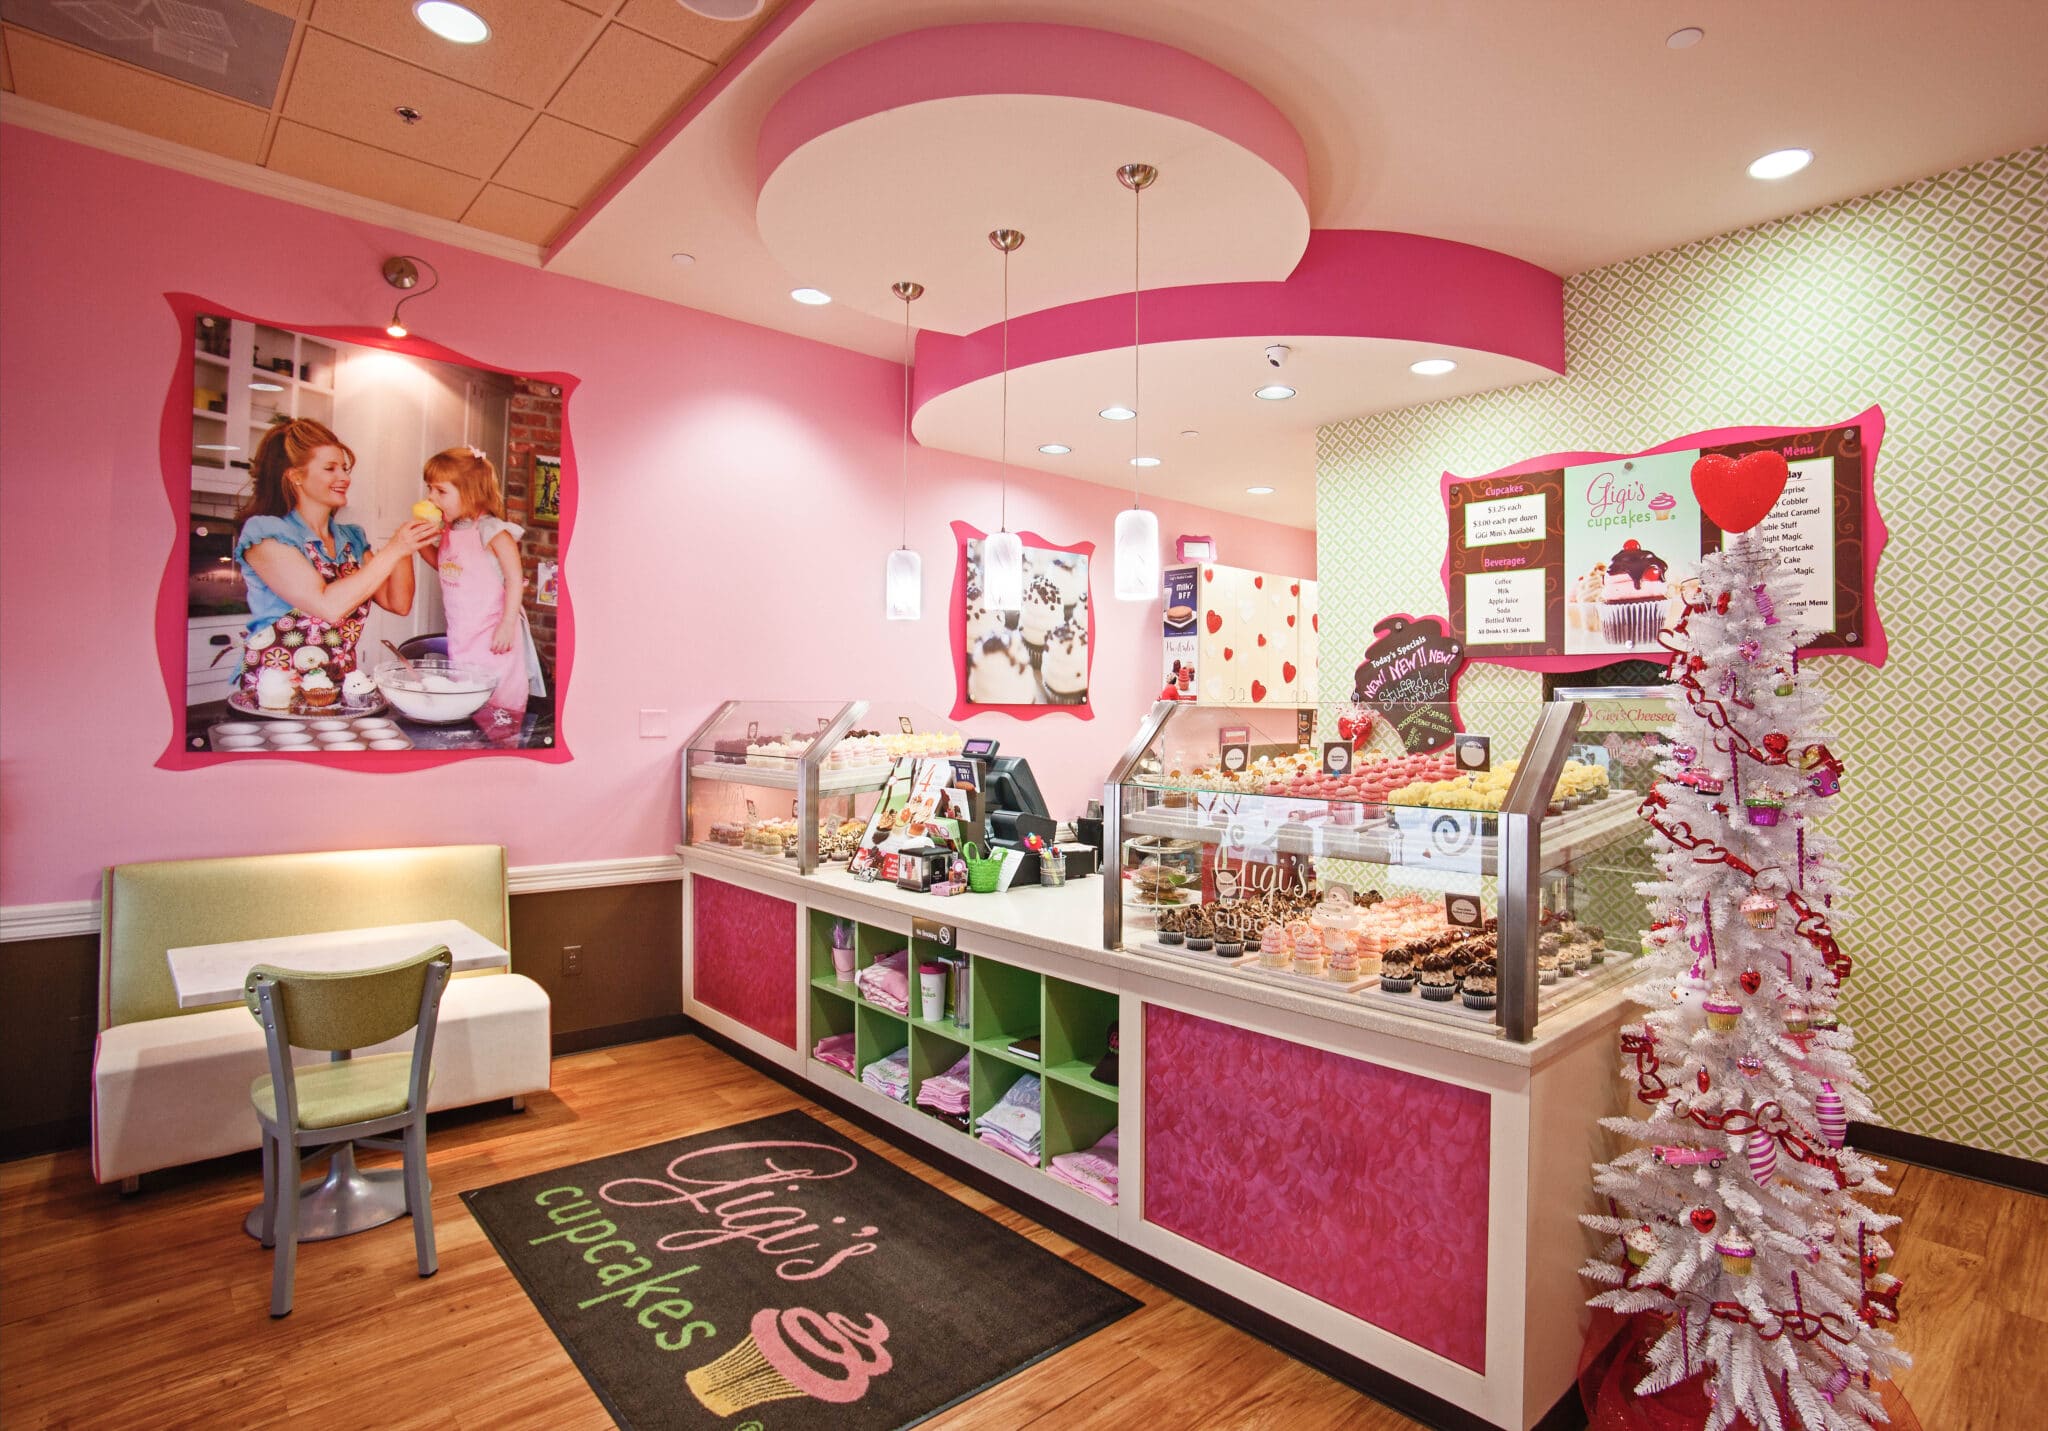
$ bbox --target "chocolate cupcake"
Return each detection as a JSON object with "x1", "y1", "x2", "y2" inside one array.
[
  {"x1": 1462, "y1": 955, "x2": 1498, "y2": 1011},
  {"x1": 1418, "y1": 950, "x2": 1459, "y2": 1001},
  {"x1": 1185, "y1": 907, "x2": 1215, "y2": 953},
  {"x1": 1156, "y1": 906, "x2": 1187, "y2": 946},
  {"x1": 1381, "y1": 942, "x2": 1419, "y2": 993}
]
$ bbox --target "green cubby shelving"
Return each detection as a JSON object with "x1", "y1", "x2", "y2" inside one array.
[
  {"x1": 1041, "y1": 975, "x2": 1119, "y2": 1102},
  {"x1": 807, "y1": 909, "x2": 861, "y2": 999},
  {"x1": 808, "y1": 982, "x2": 856, "y2": 1078},
  {"x1": 854, "y1": 1001, "x2": 909, "y2": 1100},
  {"x1": 1043, "y1": 1075, "x2": 1119, "y2": 1165}
]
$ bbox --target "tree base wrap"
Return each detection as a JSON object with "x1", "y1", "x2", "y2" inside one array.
[{"x1": 1578, "y1": 1310, "x2": 1922, "y2": 1431}]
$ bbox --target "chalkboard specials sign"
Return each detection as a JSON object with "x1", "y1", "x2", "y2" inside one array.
[{"x1": 1353, "y1": 613, "x2": 1468, "y2": 754}]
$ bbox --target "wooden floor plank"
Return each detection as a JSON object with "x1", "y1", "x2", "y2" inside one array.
[{"x1": 0, "y1": 1034, "x2": 2034, "y2": 1430}]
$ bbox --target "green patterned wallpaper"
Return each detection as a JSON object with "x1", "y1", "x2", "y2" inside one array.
[{"x1": 1317, "y1": 146, "x2": 2048, "y2": 1161}]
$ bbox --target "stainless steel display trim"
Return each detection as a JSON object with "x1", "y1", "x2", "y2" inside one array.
[
  {"x1": 1498, "y1": 700, "x2": 1586, "y2": 1042},
  {"x1": 1101, "y1": 700, "x2": 1178, "y2": 950},
  {"x1": 677, "y1": 700, "x2": 739, "y2": 854},
  {"x1": 798, "y1": 700, "x2": 869, "y2": 876}
]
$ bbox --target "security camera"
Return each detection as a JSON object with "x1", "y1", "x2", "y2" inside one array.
[{"x1": 1265, "y1": 344, "x2": 1290, "y2": 368}]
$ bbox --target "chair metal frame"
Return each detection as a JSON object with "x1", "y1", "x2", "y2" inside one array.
[{"x1": 247, "y1": 949, "x2": 452, "y2": 1318}]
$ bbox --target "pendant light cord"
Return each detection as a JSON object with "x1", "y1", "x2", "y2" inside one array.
[
  {"x1": 900, "y1": 292, "x2": 912, "y2": 548},
  {"x1": 1000, "y1": 245, "x2": 1011, "y2": 532},
  {"x1": 1132, "y1": 179, "x2": 1142, "y2": 508}
]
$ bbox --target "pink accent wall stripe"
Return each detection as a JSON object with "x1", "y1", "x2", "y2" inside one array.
[
  {"x1": 1142, "y1": 1004, "x2": 1492, "y2": 1371},
  {"x1": 757, "y1": 23, "x2": 1309, "y2": 206},
  {"x1": 692, "y1": 876, "x2": 798, "y2": 1049},
  {"x1": 913, "y1": 229, "x2": 1566, "y2": 412}
]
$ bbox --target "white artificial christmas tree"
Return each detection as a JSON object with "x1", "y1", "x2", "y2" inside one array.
[{"x1": 1581, "y1": 525, "x2": 1908, "y2": 1431}]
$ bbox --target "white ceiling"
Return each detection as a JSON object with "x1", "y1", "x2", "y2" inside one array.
[{"x1": 543, "y1": 0, "x2": 2048, "y2": 524}]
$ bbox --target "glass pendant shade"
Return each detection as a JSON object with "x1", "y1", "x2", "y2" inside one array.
[
  {"x1": 884, "y1": 546, "x2": 922, "y2": 621},
  {"x1": 1114, "y1": 506, "x2": 1161, "y2": 601},
  {"x1": 983, "y1": 529, "x2": 1025, "y2": 610}
]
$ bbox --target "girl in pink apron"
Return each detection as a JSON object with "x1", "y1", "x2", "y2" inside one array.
[{"x1": 419, "y1": 447, "x2": 545, "y2": 744}]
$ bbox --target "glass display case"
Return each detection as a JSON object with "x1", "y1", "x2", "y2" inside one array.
[
  {"x1": 680, "y1": 700, "x2": 966, "y2": 873},
  {"x1": 1103, "y1": 690, "x2": 1673, "y2": 1040}
]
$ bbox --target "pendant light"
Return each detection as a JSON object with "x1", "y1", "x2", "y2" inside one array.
[
  {"x1": 1114, "y1": 163, "x2": 1162, "y2": 602},
  {"x1": 982, "y1": 228, "x2": 1027, "y2": 611},
  {"x1": 884, "y1": 281, "x2": 925, "y2": 620}
]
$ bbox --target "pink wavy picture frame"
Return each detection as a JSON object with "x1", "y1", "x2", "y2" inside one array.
[
  {"x1": 155, "y1": 292, "x2": 578, "y2": 770},
  {"x1": 1438, "y1": 405, "x2": 1889, "y2": 672},
  {"x1": 948, "y1": 518, "x2": 1095, "y2": 722}
]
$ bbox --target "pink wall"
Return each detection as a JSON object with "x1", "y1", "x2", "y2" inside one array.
[{"x1": 0, "y1": 127, "x2": 1315, "y2": 907}]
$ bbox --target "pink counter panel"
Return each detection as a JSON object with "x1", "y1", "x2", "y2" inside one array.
[
  {"x1": 1141, "y1": 1004, "x2": 1492, "y2": 1371},
  {"x1": 689, "y1": 875, "x2": 797, "y2": 1049}
]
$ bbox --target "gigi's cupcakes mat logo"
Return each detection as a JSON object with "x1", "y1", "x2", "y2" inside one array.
[{"x1": 461, "y1": 1110, "x2": 1140, "y2": 1431}]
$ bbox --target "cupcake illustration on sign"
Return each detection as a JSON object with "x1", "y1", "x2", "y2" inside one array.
[
  {"x1": 685, "y1": 1306, "x2": 893, "y2": 1418},
  {"x1": 1649, "y1": 491, "x2": 1676, "y2": 520},
  {"x1": 1599, "y1": 540, "x2": 1668, "y2": 648}
]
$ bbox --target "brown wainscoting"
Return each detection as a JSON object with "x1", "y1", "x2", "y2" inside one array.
[
  {"x1": 1849, "y1": 1120, "x2": 2048, "y2": 1197},
  {"x1": 507, "y1": 878, "x2": 682, "y2": 1049},
  {"x1": 0, "y1": 933, "x2": 99, "y2": 1160}
]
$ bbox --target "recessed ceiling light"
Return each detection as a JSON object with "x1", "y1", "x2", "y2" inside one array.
[
  {"x1": 790, "y1": 287, "x2": 832, "y2": 305},
  {"x1": 1038, "y1": 443, "x2": 1071, "y2": 455},
  {"x1": 414, "y1": 2, "x2": 489, "y2": 43},
  {"x1": 1179, "y1": 428, "x2": 1199, "y2": 438},
  {"x1": 1246, "y1": 485, "x2": 1274, "y2": 495},
  {"x1": 1099, "y1": 405, "x2": 1136, "y2": 421},
  {"x1": 249, "y1": 380, "x2": 285, "y2": 392},
  {"x1": 1253, "y1": 385, "x2": 1295, "y2": 401},
  {"x1": 1748, "y1": 148, "x2": 1813, "y2": 180},
  {"x1": 1666, "y1": 26, "x2": 1704, "y2": 49},
  {"x1": 1130, "y1": 456, "x2": 1161, "y2": 468},
  {"x1": 671, "y1": 252, "x2": 696, "y2": 266},
  {"x1": 1410, "y1": 358, "x2": 1458, "y2": 376}
]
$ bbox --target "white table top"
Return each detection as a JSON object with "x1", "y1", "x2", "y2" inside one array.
[{"x1": 166, "y1": 920, "x2": 508, "y2": 1009}]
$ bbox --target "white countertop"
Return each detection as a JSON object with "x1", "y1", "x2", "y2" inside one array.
[
  {"x1": 166, "y1": 919, "x2": 508, "y2": 1008},
  {"x1": 679, "y1": 844, "x2": 1635, "y2": 1070}
]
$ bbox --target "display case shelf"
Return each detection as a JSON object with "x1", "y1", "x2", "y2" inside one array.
[{"x1": 688, "y1": 760, "x2": 893, "y2": 794}]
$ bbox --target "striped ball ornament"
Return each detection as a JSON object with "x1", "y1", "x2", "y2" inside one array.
[
  {"x1": 1817, "y1": 1081, "x2": 1848, "y2": 1148},
  {"x1": 1747, "y1": 1127, "x2": 1777, "y2": 1182}
]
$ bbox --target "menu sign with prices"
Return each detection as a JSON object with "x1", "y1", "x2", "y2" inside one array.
[
  {"x1": 1352, "y1": 614, "x2": 1467, "y2": 754},
  {"x1": 1440, "y1": 407, "x2": 1889, "y2": 669}
]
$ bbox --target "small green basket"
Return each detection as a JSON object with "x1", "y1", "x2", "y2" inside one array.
[{"x1": 961, "y1": 842, "x2": 1006, "y2": 893}]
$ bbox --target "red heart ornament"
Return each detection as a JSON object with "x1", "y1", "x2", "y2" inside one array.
[
  {"x1": 1286, "y1": 614, "x2": 1297, "y2": 627},
  {"x1": 1222, "y1": 647, "x2": 1233, "y2": 660},
  {"x1": 1740, "y1": 970, "x2": 1762, "y2": 995},
  {"x1": 1250, "y1": 680, "x2": 1267, "y2": 703},
  {"x1": 1206, "y1": 611, "x2": 1223, "y2": 634},
  {"x1": 1763, "y1": 733, "x2": 1791, "y2": 758},
  {"x1": 1692, "y1": 450, "x2": 1790, "y2": 533},
  {"x1": 1289, "y1": 583, "x2": 1300, "y2": 597},
  {"x1": 1690, "y1": 1207, "x2": 1718, "y2": 1234},
  {"x1": 1312, "y1": 613, "x2": 1318, "y2": 632},
  {"x1": 1203, "y1": 568, "x2": 1215, "y2": 581},
  {"x1": 1282, "y1": 661, "x2": 1297, "y2": 683},
  {"x1": 1254, "y1": 575, "x2": 1264, "y2": 588},
  {"x1": 1257, "y1": 633, "x2": 1267, "y2": 647},
  {"x1": 1697, "y1": 1069, "x2": 1710, "y2": 1093}
]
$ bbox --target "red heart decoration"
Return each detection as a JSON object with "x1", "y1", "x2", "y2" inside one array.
[
  {"x1": 1254, "y1": 575, "x2": 1264, "y2": 588},
  {"x1": 1763, "y1": 733, "x2": 1790, "y2": 758},
  {"x1": 1206, "y1": 611, "x2": 1223, "y2": 634},
  {"x1": 1311, "y1": 613, "x2": 1318, "y2": 632},
  {"x1": 1250, "y1": 680, "x2": 1267, "y2": 703},
  {"x1": 1203, "y1": 568, "x2": 1215, "y2": 581},
  {"x1": 1692, "y1": 450, "x2": 1790, "y2": 533},
  {"x1": 1282, "y1": 661, "x2": 1297, "y2": 683},
  {"x1": 1690, "y1": 1207, "x2": 1717, "y2": 1234},
  {"x1": 1257, "y1": 633, "x2": 1267, "y2": 647},
  {"x1": 1222, "y1": 646, "x2": 1234, "y2": 660},
  {"x1": 1286, "y1": 614, "x2": 1296, "y2": 627},
  {"x1": 1290, "y1": 583, "x2": 1300, "y2": 597},
  {"x1": 1740, "y1": 970, "x2": 1762, "y2": 995}
]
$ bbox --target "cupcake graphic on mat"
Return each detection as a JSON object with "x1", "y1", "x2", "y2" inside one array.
[
  {"x1": 1598, "y1": 539, "x2": 1668, "y2": 648},
  {"x1": 686, "y1": 1306, "x2": 893, "y2": 1417},
  {"x1": 1649, "y1": 491, "x2": 1676, "y2": 520}
]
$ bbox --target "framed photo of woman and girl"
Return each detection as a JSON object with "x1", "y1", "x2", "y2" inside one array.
[{"x1": 159, "y1": 295, "x2": 576, "y2": 768}]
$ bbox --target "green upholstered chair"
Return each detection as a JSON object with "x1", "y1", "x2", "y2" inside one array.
[{"x1": 245, "y1": 946, "x2": 453, "y2": 1318}]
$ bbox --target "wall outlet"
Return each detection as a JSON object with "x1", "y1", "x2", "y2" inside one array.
[
  {"x1": 639, "y1": 709, "x2": 668, "y2": 738},
  {"x1": 562, "y1": 944, "x2": 583, "y2": 977}
]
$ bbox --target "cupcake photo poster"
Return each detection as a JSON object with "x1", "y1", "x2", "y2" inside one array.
[
  {"x1": 957, "y1": 526, "x2": 1092, "y2": 713},
  {"x1": 1560, "y1": 450, "x2": 1702, "y2": 655}
]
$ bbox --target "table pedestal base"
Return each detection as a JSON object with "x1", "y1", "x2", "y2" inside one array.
[{"x1": 243, "y1": 1143, "x2": 412, "y2": 1242}]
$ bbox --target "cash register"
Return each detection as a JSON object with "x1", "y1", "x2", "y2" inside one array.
[{"x1": 960, "y1": 738, "x2": 1059, "y2": 883}]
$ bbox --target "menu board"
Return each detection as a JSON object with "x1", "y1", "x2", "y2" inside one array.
[
  {"x1": 1351, "y1": 614, "x2": 1466, "y2": 753},
  {"x1": 1440, "y1": 408, "x2": 1888, "y2": 669}
]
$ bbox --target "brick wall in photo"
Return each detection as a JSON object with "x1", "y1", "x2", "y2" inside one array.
[{"x1": 503, "y1": 377, "x2": 563, "y2": 681}]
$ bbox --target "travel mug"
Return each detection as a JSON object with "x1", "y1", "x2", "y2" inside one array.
[{"x1": 918, "y1": 962, "x2": 947, "y2": 1022}]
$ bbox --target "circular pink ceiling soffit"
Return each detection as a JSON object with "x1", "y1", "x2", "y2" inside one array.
[{"x1": 756, "y1": 24, "x2": 1312, "y2": 334}]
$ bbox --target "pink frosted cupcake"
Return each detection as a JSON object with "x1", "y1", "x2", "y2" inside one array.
[
  {"x1": 1258, "y1": 922, "x2": 1290, "y2": 969},
  {"x1": 1715, "y1": 1232, "x2": 1755, "y2": 1275}
]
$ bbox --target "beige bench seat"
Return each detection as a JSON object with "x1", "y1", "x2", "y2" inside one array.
[{"x1": 92, "y1": 845, "x2": 550, "y2": 1186}]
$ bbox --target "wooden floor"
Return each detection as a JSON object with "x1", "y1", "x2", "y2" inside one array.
[{"x1": 1, "y1": 1035, "x2": 2039, "y2": 1430}]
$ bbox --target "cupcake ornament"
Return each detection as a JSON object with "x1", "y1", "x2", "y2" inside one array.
[
  {"x1": 1703, "y1": 986, "x2": 1742, "y2": 1033},
  {"x1": 1744, "y1": 787, "x2": 1786, "y2": 826},
  {"x1": 1740, "y1": 888, "x2": 1780, "y2": 930},
  {"x1": 1716, "y1": 1232, "x2": 1756, "y2": 1276}
]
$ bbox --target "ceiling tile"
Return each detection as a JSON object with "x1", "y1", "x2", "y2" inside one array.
[
  {"x1": 464, "y1": 184, "x2": 575, "y2": 245},
  {"x1": 249, "y1": 0, "x2": 309, "y2": 15},
  {"x1": 547, "y1": 22, "x2": 710, "y2": 146},
  {"x1": 306, "y1": 0, "x2": 604, "y2": 108},
  {"x1": 281, "y1": 29, "x2": 531, "y2": 179},
  {"x1": 4, "y1": 27, "x2": 268, "y2": 162},
  {"x1": 492, "y1": 115, "x2": 632, "y2": 207},
  {"x1": 614, "y1": 0, "x2": 774, "y2": 64},
  {"x1": 1, "y1": 0, "x2": 294, "y2": 106},
  {"x1": 268, "y1": 117, "x2": 482, "y2": 220}
]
